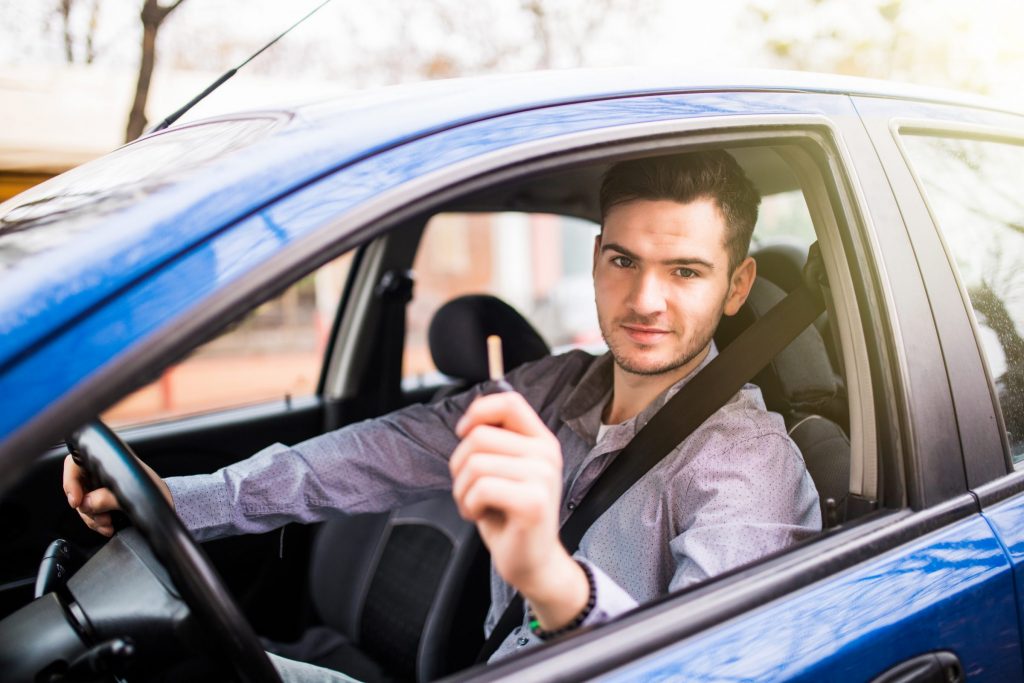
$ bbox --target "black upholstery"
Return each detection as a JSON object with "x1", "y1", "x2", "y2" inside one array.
[
  {"x1": 429, "y1": 294, "x2": 550, "y2": 385},
  {"x1": 268, "y1": 294, "x2": 549, "y2": 681},
  {"x1": 755, "y1": 243, "x2": 844, "y2": 379},
  {"x1": 714, "y1": 276, "x2": 851, "y2": 525}
]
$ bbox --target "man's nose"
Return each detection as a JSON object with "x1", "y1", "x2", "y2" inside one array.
[{"x1": 628, "y1": 270, "x2": 667, "y2": 316}]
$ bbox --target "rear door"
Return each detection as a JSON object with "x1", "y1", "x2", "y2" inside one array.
[{"x1": 859, "y1": 96, "x2": 1024, "y2": 664}]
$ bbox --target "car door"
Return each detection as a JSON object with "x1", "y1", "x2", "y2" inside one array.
[
  {"x1": 857, "y1": 96, "x2": 1024, "y2": 666},
  {"x1": 426, "y1": 93, "x2": 1022, "y2": 681}
]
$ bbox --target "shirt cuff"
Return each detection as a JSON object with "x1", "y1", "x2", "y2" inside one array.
[
  {"x1": 576, "y1": 557, "x2": 638, "y2": 628},
  {"x1": 165, "y1": 471, "x2": 236, "y2": 543}
]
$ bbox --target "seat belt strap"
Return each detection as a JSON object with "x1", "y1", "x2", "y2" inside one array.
[{"x1": 476, "y1": 245, "x2": 828, "y2": 663}]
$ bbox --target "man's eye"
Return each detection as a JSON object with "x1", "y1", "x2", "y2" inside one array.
[
  {"x1": 611, "y1": 255, "x2": 633, "y2": 268},
  {"x1": 674, "y1": 268, "x2": 697, "y2": 278}
]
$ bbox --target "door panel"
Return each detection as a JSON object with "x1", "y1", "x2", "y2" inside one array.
[
  {"x1": 981, "y1": 493, "x2": 1024, "y2": 660},
  {"x1": 598, "y1": 513, "x2": 1022, "y2": 681}
]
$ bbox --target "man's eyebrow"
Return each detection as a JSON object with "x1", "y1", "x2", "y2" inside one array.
[{"x1": 600, "y1": 242, "x2": 715, "y2": 271}]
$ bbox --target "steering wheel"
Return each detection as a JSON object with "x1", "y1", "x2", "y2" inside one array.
[{"x1": 69, "y1": 419, "x2": 281, "y2": 683}]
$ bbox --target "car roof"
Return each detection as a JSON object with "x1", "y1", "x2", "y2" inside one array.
[{"x1": 0, "y1": 67, "x2": 1018, "y2": 372}]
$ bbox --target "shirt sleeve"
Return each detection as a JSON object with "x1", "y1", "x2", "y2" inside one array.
[
  {"x1": 554, "y1": 429, "x2": 820, "y2": 631},
  {"x1": 165, "y1": 384, "x2": 486, "y2": 542}
]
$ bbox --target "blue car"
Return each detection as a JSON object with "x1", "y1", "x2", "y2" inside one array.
[{"x1": 1, "y1": 69, "x2": 1023, "y2": 682}]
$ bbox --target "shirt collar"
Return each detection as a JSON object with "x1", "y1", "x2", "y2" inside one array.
[{"x1": 560, "y1": 342, "x2": 720, "y2": 445}]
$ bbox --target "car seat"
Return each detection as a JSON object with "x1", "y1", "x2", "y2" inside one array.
[
  {"x1": 265, "y1": 295, "x2": 550, "y2": 682},
  {"x1": 714, "y1": 275, "x2": 851, "y2": 527}
]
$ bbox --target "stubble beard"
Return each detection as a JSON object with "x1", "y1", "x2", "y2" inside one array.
[{"x1": 598, "y1": 301, "x2": 726, "y2": 378}]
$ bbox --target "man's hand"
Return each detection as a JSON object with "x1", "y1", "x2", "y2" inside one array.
[
  {"x1": 63, "y1": 453, "x2": 173, "y2": 537},
  {"x1": 450, "y1": 392, "x2": 589, "y2": 630}
]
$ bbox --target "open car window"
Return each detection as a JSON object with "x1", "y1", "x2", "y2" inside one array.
[{"x1": 102, "y1": 249, "x2": 354, "y2": 427}]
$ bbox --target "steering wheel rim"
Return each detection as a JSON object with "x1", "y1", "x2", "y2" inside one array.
[{"x1": 70, "y1": 419, "x2": 281, "y2": 683}]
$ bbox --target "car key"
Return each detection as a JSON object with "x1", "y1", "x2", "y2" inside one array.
[{"x1": 484, "y1": 334, "x2": 515, "y2": 394}]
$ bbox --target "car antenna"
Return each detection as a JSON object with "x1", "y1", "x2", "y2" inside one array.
[{"x1": 148, "y1": 0, "x2": 334, "y2": 134}]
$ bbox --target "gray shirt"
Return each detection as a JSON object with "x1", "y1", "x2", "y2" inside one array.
[{"x1": 166, "y1": 347, "x2": 821, "y2": 660}]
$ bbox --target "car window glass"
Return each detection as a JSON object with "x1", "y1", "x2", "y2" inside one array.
[
  {"x1": 404, "y1": 212, "x2": 601, "y2": 384},
  {"x1": 102, "y1": 250, "x2": 354, "y2": 427},
  {"x1": 901, "y1": 134, "x2": 1024, "y2": 463},
  {"x1": 749, "y1": 188, "x2": 817, "y2": 251}
]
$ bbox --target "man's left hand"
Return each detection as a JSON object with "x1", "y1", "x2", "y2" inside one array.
[{"x1": 450, "y1": 391, "x2": 588, "y2": 630}]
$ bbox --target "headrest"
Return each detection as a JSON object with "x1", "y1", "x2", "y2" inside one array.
[
  {"x1": 714, "y1": 278, "x2": 844, "y2": 420},
  {"x1": 753, "y1": 243, "x2": 807, "y2": 293},
  {"x1": 428, "y1": 294, "x2": 550, "y2": 383}
]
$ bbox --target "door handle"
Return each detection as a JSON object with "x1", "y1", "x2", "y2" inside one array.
[{"x1": 870, "y1": 651, "x2": 964, "y2": 683}]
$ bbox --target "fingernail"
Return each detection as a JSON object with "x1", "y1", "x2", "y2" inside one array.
[{"x1": 67, "y1": 492, "x2": 74, "y2": 506}]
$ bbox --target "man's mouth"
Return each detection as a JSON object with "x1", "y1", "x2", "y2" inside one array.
[{"x1": 621, "y1": 324, "x2": 670, "y2": 345}]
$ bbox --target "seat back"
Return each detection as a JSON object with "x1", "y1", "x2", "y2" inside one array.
[{"x1": 714, "y1": 276, "x2": 850, "y2": 525}]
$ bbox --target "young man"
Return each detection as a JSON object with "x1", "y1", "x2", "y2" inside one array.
[{"x1": 64, "y1": 150, "x2": 821, "y2": 677}]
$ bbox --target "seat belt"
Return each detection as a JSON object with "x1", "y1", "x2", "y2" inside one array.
[
  {"x1": 373, "y1": 269, "x2": 414, "y2": 414},
  {"x1": 477, "y1": 244, "x2": 829, "y2": 662}
]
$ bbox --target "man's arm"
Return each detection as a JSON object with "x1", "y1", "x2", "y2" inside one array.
[
  {"x1": 62, "y1": 382, "x2": 486, "y2": 541},
  {"x1": 667, "y1": 430, "x2": 821, "y2": 591}
]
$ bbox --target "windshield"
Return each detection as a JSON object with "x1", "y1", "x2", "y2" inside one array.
[{"x1": 0, "y1": 116, "x2": 284, "y2": 274}]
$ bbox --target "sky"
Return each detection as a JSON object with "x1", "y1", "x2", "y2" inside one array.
[{"x1": 0, "y1": 0, "x2": 1022, "y2": 148}]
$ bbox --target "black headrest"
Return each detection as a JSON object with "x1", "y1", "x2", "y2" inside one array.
[
  {"x1": 753, "y1": 243, "x2": 807, "y2": 293},
  {"x1": 714, "y1": 278, "x2": 844, "y2": 421},
  {"x1": 428, "y1": 294, "x2": 550, "y2": 383}
]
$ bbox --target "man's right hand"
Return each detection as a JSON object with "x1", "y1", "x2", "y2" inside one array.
[{"x1": 63, "y1": 453, "x2": 173, "y2": 537}]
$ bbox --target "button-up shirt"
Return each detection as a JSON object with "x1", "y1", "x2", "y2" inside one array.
[{"x1": 166, "y1": 346, "x2": 821, "y2": 661}]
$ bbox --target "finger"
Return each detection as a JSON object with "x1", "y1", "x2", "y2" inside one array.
[
  {"x1": 78, "y1": 510, "x2": 114, "y2": 537},
  {"x1": 63, "y1": 454, "x2": 87, "y2": 508},
  {"x1": 449, "y1": 425, "x2": 546, "y2": 477},
  {"x1": 455, "y1": 392, "x2": 550, "y2": 440},
  {"x1": 452, "y1": 454, "x2": 552, "y2": 508},
  {"x1": 80, "y1": 487, "x2": 120, "y2": 515},
  {"x1": 461, "y1": 476, "x2": 544, "y2": 523}
]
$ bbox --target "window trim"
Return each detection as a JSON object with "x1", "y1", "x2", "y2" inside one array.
[
  {"x1": 319, "y1": 117, "x2": 885, "y2": 512},
  {"x1": 890, "y1": 118, "x2": 1024, "y2": 486}
]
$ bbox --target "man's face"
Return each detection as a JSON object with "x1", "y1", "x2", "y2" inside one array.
[{"x1": 593, "y1": 197, "x2": 754, "y2": 377}]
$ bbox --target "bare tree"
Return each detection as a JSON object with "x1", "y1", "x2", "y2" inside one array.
[
  {"x1": 125, "y1": 0, "x2": 186, "y2": 142},
  {"x1": 58, "y1": 0, "x2": 74, "y2": 62}
]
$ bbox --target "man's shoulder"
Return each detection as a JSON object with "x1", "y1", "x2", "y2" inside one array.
[
  {"x1": 508, "y1": 348, "x2": 601, "y2": 383},
  {"x1": 686, "y1": 383, "x2": 795, "y2": 459}
]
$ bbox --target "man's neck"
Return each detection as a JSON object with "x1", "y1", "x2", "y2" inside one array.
[{"x1": 603, "y1": 345, "x2": 711, "y2": 425}]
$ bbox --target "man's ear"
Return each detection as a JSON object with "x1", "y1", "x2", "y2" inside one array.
[
  {"x1": 723, "y1": 256, "x2": 756, "y2": 317},
  {"x1": 592, "y1": 232, "x2": 603, "y2": 277}
]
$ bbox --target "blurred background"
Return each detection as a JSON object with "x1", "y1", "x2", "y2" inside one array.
[{"x1": 2, "y1": 0, "x2": 1021, "y2": 424}]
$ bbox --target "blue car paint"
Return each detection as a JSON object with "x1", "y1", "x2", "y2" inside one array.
[
  {"x1": 598, "y1": 513, "x2": 1022, "y2": 682},
  {"x1": 980, "y1": 494, "x2": 1024, "y2": 661},
  {"x1": 0, "y1": 90, "x2": 855, "y2": 444}
]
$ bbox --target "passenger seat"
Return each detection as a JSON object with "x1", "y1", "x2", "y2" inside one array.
[{"x1": 714, "y1": 276, "x2": 851, "y2": 527}]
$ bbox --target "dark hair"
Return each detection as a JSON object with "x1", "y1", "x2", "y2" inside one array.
[{"x1": 599, "y1": 150, "x2": 761, "y2": 272}]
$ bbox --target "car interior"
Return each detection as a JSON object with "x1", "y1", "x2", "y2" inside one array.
[{"x1": 0, "y1": 141, "x2": 871, "y2": 682}]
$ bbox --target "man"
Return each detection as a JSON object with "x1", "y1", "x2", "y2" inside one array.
[{"x1": 64, "y1": 150, "x2": 821, "y2": 678}]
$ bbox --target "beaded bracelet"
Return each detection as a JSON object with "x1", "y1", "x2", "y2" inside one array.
[{"x1": 526, "y1": 559, "x2": 597, "y2": 640}]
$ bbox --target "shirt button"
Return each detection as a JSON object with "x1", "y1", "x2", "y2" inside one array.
[
  {"x1": 517, "y1": 637, "x2": 530, "y2": 647},
  {"x1": 567, "y1": 501, "x2": 577, "y2": 510}
]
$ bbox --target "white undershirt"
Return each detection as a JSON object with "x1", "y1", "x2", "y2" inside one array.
[{"x1": 596, "y1": 423, "x2": 612, "y2": 444}]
